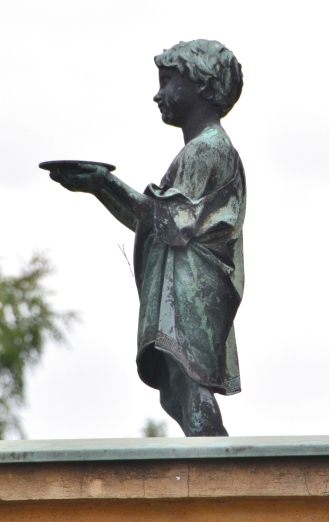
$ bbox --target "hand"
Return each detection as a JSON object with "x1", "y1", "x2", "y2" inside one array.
[{"x1": 49, "y1": 163, "x2": 110, "y2": 194}]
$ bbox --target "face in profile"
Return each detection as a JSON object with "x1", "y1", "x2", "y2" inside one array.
[{"x1": 153, "y1": 67, "x2": 201, "y2": 128}]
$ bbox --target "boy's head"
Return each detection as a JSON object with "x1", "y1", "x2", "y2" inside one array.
[{"x1": 154, "y1": 39, "x2": 243, "y2": 118}]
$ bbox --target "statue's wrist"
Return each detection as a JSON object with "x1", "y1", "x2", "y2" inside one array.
[
  {"x1": 93, "y1": 174, "x2": 107, "y2": 196},
  {"x1": 93, "y1": 172, "x2": 107, "y2": 193}
]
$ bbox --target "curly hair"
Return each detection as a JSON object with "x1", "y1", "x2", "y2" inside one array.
[{"x1": 154, "y1": 39, "x2": 243, "y2": 118}]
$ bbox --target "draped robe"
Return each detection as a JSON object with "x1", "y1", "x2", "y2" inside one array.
[{"x1": 134, "y1": 125, "x2": 246, "y2": 395}]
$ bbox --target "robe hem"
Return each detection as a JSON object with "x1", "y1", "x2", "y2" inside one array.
[{"x1": 137, "y1": 335, "x2": 241, "y2": 397}]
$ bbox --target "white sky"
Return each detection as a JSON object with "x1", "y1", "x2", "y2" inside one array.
[{"x1": 1, "y1": 0, "x2": 329, "y2": 439}]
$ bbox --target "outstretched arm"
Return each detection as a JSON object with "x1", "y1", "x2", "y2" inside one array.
[
  {"x1": 96, "y1": 172, "x2": 155, "y2": 227},
  {"x1": 50, "y1": 164, "x2": 155, "y2": 231},
  {"x1": 95, "y1": 186, "x2": 137, "y2": 232}
]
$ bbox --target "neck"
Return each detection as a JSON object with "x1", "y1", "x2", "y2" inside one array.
[{"x1": 182, "y1": 109, "x2": 220, "y2": 144}]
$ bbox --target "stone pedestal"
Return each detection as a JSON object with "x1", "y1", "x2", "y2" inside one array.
[{"x1": 0, "y1": 436, "x2": 329, "y2": 520}]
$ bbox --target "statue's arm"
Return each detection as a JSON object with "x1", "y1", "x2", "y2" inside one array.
[
  {"x1": 148, "y1": 157, "x2": 245, "y2": 247},
  {"x1": 95, "y1": 172, "x2": 155, "y2": 227},
  {"x1": 95, "y1": 186, "x2": 138, "y2": 232},
  {"x1": 49, "y1": 165, "x2": 155, "y2": 229}
]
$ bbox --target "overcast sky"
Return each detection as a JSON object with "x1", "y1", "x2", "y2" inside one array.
[{"x1": 1, "y1": 0, "x2": 329, "y2": 439}]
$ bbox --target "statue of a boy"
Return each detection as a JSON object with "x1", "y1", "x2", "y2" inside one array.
[{"x1": 49, "y1": 39, "x2": 246, "y2": 436}]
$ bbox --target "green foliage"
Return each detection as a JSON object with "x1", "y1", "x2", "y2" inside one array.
[
  {"x1": 0, "y1": 254, "x2": 76, "y2": 438},
  {"x1": 141, "y1": 418, "x2": 167, "y2": 437}
]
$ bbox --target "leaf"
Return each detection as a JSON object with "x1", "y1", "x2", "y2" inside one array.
[{"x1": 0, "y1": 254, "x2": 77, "y2": 438}]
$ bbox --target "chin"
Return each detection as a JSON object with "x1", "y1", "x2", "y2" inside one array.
[
  {"x1": 161, "y1": 112, "x2": 171, "y2": 124},
  {"x1": 161, "y1": 113, "x2": 181, "y2": 128},
  {"x1": 161, "y1": 108, "x2": 173, "y2": 124}
]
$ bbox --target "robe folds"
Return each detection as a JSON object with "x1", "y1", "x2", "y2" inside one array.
[{"x1": 134, "y1": 125, "x2": 246, "y2": 396}]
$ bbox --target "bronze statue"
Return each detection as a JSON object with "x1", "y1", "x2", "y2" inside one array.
[{"x1": 41, "y1": 39, "x2": 246, "y2": 437}]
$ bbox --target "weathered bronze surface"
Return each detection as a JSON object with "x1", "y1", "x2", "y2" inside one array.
[{"x1": 42, "y1": 39, "x2": 245, "y2": 437}]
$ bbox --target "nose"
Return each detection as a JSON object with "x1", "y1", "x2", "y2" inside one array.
[{"x1": 153, "y1": 91, "x2": 161, "y2": 103}]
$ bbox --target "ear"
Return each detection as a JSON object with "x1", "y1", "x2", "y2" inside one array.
[{"x1": 197, "y1": 78, "x2": 215, "y2": 102}]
